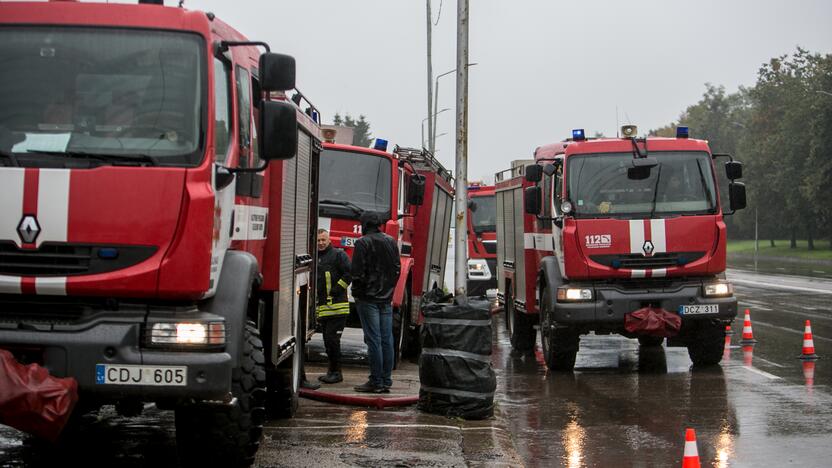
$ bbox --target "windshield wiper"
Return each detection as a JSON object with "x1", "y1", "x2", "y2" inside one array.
[
  {"x1": 0, "y1": 149, "x2": 20, "y2": 167},
  {"x1": 27, "y1": 150, "x2": 159, "y2": 166},
  {"x1": 648, "y1": 162, "x2": 663, "y2": 219},
  {"x1": 319, "y1": 199, "x2": 364, "y2": 216}
]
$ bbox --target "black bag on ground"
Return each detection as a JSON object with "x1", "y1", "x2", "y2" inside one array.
[{"x1": 417, "y1": 295, "x2": 496, "y2": 420}]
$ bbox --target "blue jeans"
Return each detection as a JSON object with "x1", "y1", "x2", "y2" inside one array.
[{"x1": 356, "y1": 301, "x2": 394, "y2": 387}]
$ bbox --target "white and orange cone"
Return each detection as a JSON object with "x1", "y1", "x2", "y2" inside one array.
[
  {"x1": 682, "y1": 428, "x2": 701, "y2": 468},
  {"x1": 799, "y1": 320, "x2": 819, "y2": 360},
  {"x1": 724, "y1": 324, "x2": 734, "y2": 336},
  {"x1": 740, "y1": 309, "x2": 757, "y2": 345}
]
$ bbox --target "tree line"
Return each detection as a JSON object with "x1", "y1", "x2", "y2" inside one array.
[{"x1": 651, "y1": 47, "x2": 832, "y2": 249}]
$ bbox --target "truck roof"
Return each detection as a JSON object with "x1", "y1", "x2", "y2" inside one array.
[
  {"x1": 0, "y1": 1, "x2": 216, "y2": 36},
  {"x1": 534, "y1": 137, "x2": 711, "y2": 161}
]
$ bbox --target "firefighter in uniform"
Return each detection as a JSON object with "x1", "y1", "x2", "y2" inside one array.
[{"x1": 316, "y1": 229, "x2": 352, "y2": 384}]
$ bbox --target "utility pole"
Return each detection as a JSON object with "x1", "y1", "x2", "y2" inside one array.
[
  {"x1": 454, "y1": 0, "x2": 469, "y2": 297},
  {"x1": 426, "y1": 0, "x2": 433, "y2": 152}
]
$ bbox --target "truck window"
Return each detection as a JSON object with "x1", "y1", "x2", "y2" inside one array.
[
  {"x1": 539, "y1": 173, "x2": 552, "y2": 229},
  {"x1": 470, "y1": 195, "x2": 496, "y2": 234},
  {"x1": 319, "y1": 149, "x2": 392, "y2": 219},
  {"x1": 567, "y1": 151, "x2": 717, "y2": 218},
  {"x1": 213, "y1": 58, "x2": 231, "y2": 163},
  {"x1": 235, "y1": 66, "x2": 252, "y2": 168},
  {"x1": 250, "y1": 72, "x2": 260, "y2": 167},
  {"x1": 0, "y1": 27, "x2": 206, "y2": 166},
  {"x1": 554, "y1": 164, "x2": 563, "y2": 215}
]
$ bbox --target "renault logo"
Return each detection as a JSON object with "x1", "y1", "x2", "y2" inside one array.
[
  {"x1": 17, "y1": 215, "x2": 41, "y2": 244},
  {"x1": 642, "y1": 240, "x2": 655, "y2": 256}
]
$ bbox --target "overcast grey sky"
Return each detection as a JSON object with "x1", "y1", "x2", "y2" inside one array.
[{"x1": 185, "y1": 0, "x2": 830, "y2": 182}]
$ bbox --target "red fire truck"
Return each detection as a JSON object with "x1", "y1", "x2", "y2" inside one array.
[
  {"x1": 0, "y1": 1, "x2": 320, "y2": 465},
  {"x1": 465, "y1": 182, "x2": 497, "y2": 298},
  {"x1": 496, "y1": 126, "x2": 746, "y2": 370},
  {"x1": 318, "y1": 140, "x2": 454, "y2": 361}
]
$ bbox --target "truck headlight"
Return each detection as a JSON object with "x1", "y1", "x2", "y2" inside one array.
[
  {"x1": 557, "y1": 287, "x2": 593, "y2": 302},
  {"x1": 149, "y1": 322, "x2": 226, "y2": 346},
  {"x1": 467, "y1": 259, "x2": 492, "y2": 280},
  {"x1": 703, "y1": 282, "x2": 733, "y2": 297}
]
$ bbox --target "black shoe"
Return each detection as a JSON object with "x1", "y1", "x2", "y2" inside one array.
[
  {"x1": 318, "y1": 371, "x2": 343, "y2": 384},
  {"x1": 301, "y1": 379, "x2": 321, "y2": 390},
  {"x1": 354, "y1": 381, "x2": 387, "y2": 393}
]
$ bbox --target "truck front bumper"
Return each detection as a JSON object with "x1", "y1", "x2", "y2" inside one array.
[
  {"x1": 552, "y1": 280, "x2": 737, "y2": 328},
  {"x1": 0, "y1": 307, "x2": 232, "y2": 402}
]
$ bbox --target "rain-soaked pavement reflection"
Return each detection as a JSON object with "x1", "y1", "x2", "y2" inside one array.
[
  {"x1": 492, "y1": 267, "x2": 832, "y2": 467},
  {"x1": 2, "y1": 267, "x2": 832, "y2": 467}
]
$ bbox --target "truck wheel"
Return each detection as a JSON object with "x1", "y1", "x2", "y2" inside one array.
[
  {"x1": 540, "y1": 286, "x2": 579, "y2": 371},
  {"x1": 686, "y1": 321, "x2": 725, "y2": 367},
  {"x1": 175, "y1": 322, "x2": 266, "y2": 468},
  {"x1": 265, "y1": 364, "x2": 298, "y2": 419},
  {"x1": 393, "y1": 287, "x2": 412, "y2": 368},
  {"x1": 638, "y1": 336, "x2": 664, "y2": 347},
  {"x1": 505, "y1": 286, "x2": 535, "y2": 353}
]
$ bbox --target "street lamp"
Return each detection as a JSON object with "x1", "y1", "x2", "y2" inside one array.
[
  {"x1": 422, "y1": 108, "x2": 450, "y2": 149},
  {"x1": 431, "y1": 62, "x2": 477, "y2": 153},
  {"x1": 430, "y1": 132, "x2": 448, "y2": 149}
]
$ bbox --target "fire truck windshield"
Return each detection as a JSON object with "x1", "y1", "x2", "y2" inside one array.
[
  {"x1": 319, "y1": 149, "x2": 392, "y2": 219},
  {"x1": 0, "y1": 27, "x2": 205, "y2": 166},
  {"x1": 470, "y1": 195, "x2": 496, "y2": 233},
  {"x1": 567, "y1": 151, "x2": 718, "y2": 218}
]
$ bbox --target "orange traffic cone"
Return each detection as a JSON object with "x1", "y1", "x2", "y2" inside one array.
[
  {"x1": 724, "y1": 324, "x2": 734, "y2": 336},
  {"x1": 799, "y1": 320, "x2": 819, "y2": 360},
  {"x1": 682, "y1": 428, "x2": 701, "y2": 468},
  {"x1": 740, "y1": 309, "x2": 757, "y2": 344}
]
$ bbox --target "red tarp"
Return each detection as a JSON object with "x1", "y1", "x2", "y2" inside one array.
[
  {"x1": 624, "y1": 306, "x2": 682, "y2": 337},
  {"x1": 0, "y1": 349, "x2": 78, "y2": 442}
]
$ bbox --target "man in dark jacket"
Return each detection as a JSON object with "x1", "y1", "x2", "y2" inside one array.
[
  {"x1": 316, "y1": 229, "x2": 351, "y2": 384},
  {"x1": 351, "y1": 211, "x2": 400, "y2": 393}
]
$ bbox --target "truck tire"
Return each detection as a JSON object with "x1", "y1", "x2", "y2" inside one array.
[
  {"x1": 265, "y1": 364, "x2": 298, "y2": 419},
  {"x1": 686, "y1": 321, "x2": 724, "y2": 367},
  {"x1": 540, "y1": 286, "x2": 580, "y2": 371},
  {"x1": 506, "y1": 285, "x2": 535, "y2": 354},
  {"x1": 175, "y1": 322, "x2": 266, "y2": 468},
  {"x1": 393, "y1": 287, "x2": 411, "y2": 368},
  {"x1": 638, "y1": 336, "x2": 664, "y2": 347}
]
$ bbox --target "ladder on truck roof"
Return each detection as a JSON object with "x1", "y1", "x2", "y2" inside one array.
[{"x1": 393, "y1": 146, "x2": 453, "y2": 184}]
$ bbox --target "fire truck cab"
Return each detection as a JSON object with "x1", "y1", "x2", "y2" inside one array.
[
  {"x1": 466, "y1": 182, "x2": 497, "y2": 298},
  {"x1": 318, "y1": 140, "x2": 454, "y2": 362},
  {"x1": 0, "y1": 1, "x2": 320, "y2": 466},
  {"x1": 497, "y1": 126, "x2": 746, "y2": 370}
]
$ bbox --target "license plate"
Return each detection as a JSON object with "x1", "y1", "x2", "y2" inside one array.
[
  {"x1": 678, "y1": 304, "x2": 719, "y2": 315},
  {"x1": 96, "y1": 364, "x2": 187, "y2": 386},
  {"x1": 341, "y1": 237, "x2": 358, "y2": 247}
]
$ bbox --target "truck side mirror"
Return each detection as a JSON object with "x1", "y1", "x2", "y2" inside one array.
[
  {"x1": 729, "y1": 182, "x2": 746, "y2": 212},
  {"x1": 467, "y1": 200, "x2": 477, "y2": 212},
  {"x1": 259, "y1": 53, "x2": 295, "y2": 92},
  {"x1": 525, "y1": 164, "x2": 542, "y2": 183},
  {"x1": 524, "y1": 186, "x2": 542, "y2": 215},
  {"x1": 725, "y1": 160, "x2": 743, "y2": 180},
  {"x1": 259, "y1": 100, "x2": 297, "y2": 161},
  {"x1": 407, "y1": 174, "x2": 426, "y2": 206}
]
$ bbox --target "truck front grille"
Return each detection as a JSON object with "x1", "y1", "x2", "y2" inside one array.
[
  {"x1": 590, "y1": 251, "x2": 705, "y2": 270},
  {"x1": 0, "y1": 242, "x2": 156, "y2": 276}
]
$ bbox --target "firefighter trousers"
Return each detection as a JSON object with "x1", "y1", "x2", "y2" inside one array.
[{"x1": 320, "y1": 315, "x2": 348, "y2": 372}]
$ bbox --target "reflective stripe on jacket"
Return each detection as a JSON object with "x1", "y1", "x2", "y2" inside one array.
[{"x1": 316, "y1": 245, "x2": 351, "y2": 317}]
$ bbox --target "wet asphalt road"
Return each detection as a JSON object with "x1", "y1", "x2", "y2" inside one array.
[{"x1": 2, "y1": 266, "x2": 832, "y2": 467}]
